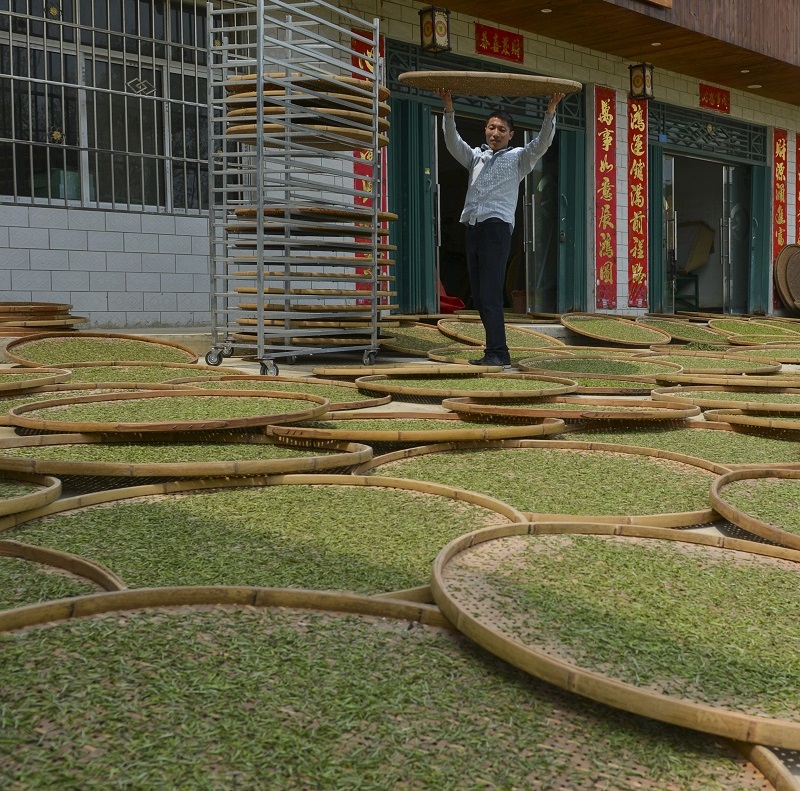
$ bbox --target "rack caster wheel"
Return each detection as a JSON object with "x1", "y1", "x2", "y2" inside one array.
[
  {"x1": 363, "y1": 350, "x2": 378, "y2": 366},
  {"x1": 205, "y1": 350, "x2": 222, "y2": 366},
  {"x1": 220, "y1": 345, "x2": 234, "y2": 358},
  {"x1": 260, "y1": 361, "x2": 278, "y2": 376}
]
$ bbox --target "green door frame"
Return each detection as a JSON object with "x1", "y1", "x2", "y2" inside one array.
[
  {"x1": 388, "y1": 98, "x2": 586, "y2": 315},
  {"x1": 647, "y1": 146, "x2": 771, "y2": 314},
  {"x1": 557, "y1": 128, "x2": 586, "y2": 312},
  {"x1": 388, "y1": 96, "x2": 438, "y2": 313},
  {"x1": 749, "y1": 164, "x2": 771, "y2": 314},
  {"x1": 648, "y1": 145, "x2": 666, "y2": 313}
]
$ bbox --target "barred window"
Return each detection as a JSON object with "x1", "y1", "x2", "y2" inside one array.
[{"x1": 0, "y1": 0, "x2": 208, "y2": 211}]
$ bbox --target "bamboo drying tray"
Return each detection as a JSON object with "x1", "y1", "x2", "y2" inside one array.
[
  {"x1": 707, "y1": 318, "x2": 800, "y2": 339},
  {"x1": 431, "y1": 521, "x2": 800, "y2": 751},
  {"x1": 436, "y1": 319, "x2": 564, "y2": 348},
  {"x1": 354, "y1": 373, "x2": 578, "y2": 401},
  {"x1": 0, "y1": 471, "x2": 62, "y2": 517},
  {"x1": 4, "y1": 332, "x2": 199, "y2": 366},
  {"x1": 0, "y1": 432, "x2": 372, "y2": 479},
  {"x1": 645, "y1": 351, "x2": 781, "y2": 376},
  {"x1": 397, "y1": 71, "x2": 582, "y2": 97},
  {"x1": 0, "y1": 582, "x2": 784, "y2": 789},
  {"x1": 0, "y1": 473, "x2": 526, "y2": 541},
  {"x1": 654, "y1": 372, "x2": 800, "y2": 387},
  {"x1": 712, "y1": 468, "x2": 800, "y2": 550},
  {"x1": 165, "y1": 375, "x2": 391, "y2": 411},
  {"x1": 7, "y1": 390, "x2": 330, "y2": 434},
  {"x1": 426, "y1": 346, "x2": 573, "y2": 365},
  {"x1": 358, "y1": 438, "x2": 722, "y2": 527},
  {"x1": 381, "y1": 323, "x2": 457, "y2": 356},
  {"x1": 703, "y1": 409, "x2": 800, "y2": 433},
  {"x1": 517, "y1": 356, "x2": 683, "y2": 381},
  {"x1": 652, "y1": 385, "x2": 800, "y2": 411},
  {"x1": 559, "y1": 376, "x2": 656, "y2": 396},
  {"x1": 635, "y1": 317, "x2": 731, "y2": 345},
  {"x1": 726, "y1": 344, "x2": 800, "y2": 364},
  {"x1": 442, "y1": 396, "x2": 701, "y2": 423},
  {"x1": 774, "y1": 244, "x2": 800, "y2": 312},
  {"x1": 49, "y1": 361, "x2": 247, "y2": 384},
  {"x1": 560, "y1": 314, "x2": 671, "y2": 346},
  {"x1": 266, "y1": 411, "x2": 566, "y2": 444},
  {"x1": 0, "y1": 538, "x2": 125, "y2": 592},
  {"x1": 311, "y1": 364, "x2": 503, "y2": 377},
  {"x1": 0, "y1": 368, "x2": 72, "y2": 393}
]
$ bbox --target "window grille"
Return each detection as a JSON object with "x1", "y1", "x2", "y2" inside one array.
[{"x1": 0, "y1": 0, "x2": 208, "y2": 211}]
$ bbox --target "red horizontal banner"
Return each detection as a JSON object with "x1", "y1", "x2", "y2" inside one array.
[{"x1": 475, "y1": 23, "x2": 523, "y2": 64}]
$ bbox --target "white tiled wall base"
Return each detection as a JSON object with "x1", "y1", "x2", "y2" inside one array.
[{"x1": 1, "y1": 206, "x2": 210, "y2": 328}]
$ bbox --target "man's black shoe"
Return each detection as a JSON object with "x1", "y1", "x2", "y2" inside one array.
[{"x1": 469, "y1": 354, "x2": 510, "y2": 369}]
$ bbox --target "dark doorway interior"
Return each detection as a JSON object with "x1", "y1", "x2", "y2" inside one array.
[
  {"x1": 436, "y1": 113, "x2": 525, "y2": 311},
  {"x1": 436, "y1": 112, "x2": 560, "y2": 313}
]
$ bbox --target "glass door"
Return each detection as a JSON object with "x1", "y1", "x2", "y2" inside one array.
[
  {"x1": 662, "y1": 153, "x2": 677, "y2": 314},
  {"x1": 722, "y1": 163, "x2": 751, "y2": 314}
]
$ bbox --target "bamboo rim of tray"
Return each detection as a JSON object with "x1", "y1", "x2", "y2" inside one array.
[
  {"x1": 225, "y1": 72, "x2": 390, "y2": 100},
  {"x1": 225, "y1": 123, "x2": 390, "y2": 150},
  {"x1": 0, "y1": 301, "x2": 73, "y2": 313},
  {"x1": 358, "y1": 438, "x2": 722, "y2": 527},
  {"x1": 0, "y1": 470, "x2": 62, "y2": 517},
  {"x1": 707, "y1": 318, "x2": 800, "y2": 338},
  {"x1": 703, "y1": 409, "x2": 800, "y2": 432},
  {"x1": 226, "y1": 222, "x2": 391, "y2": 238},
  {"x1": 7, "y1": 390, "x2": 330, "y2": 433},
  {"x1": 0, "y1": 432, "x2": 372, "y2": 478},
  {"x1": 645, "y1": 351, "x2": 781, "y2": 375},
  {"x1": 0, "y1": 574, "x2": 788, "y2": 787},
  {"x1": 354, "y1": 373, "x2": 578, "y2": 400},
  {"x1": 234, "y1": 238, "x2": 398, "y2": 252},
  {"x1": 727, "y1": 336, "x2": 800, "y2": 347},
  {"x1": 426, "y1": 346, "x2": 573, "y2": 364},
  {"x1": 560, "y1": 313, "x2": 672, "y2": 346},
  {"x1": 711, "y1": 468, "x2": 800, "y2": 551},
  {"x1": 0, "y1": 382, "x2": 202, "y2": 427},
  {"x1": 232, "y1": 332, "x2": 390, "y2": 348},
  {"x1": 234, "y1": 206, "x2": 397, "y2": 223},
  {"x1": 311, "y1": 364, "x2": 504, "y2": 377},
  {"x1": 164, "y1": 375, "x2": 392, "y2": 411},
  {"x1": 774, "y1": 245, "x2": 800, "y2": 312},
  {"x1": 0, "y1": 582, "x2": 451, "y2": 641},
  {"x1": 441, "y1": 396, "x2": 702, "y2": 422},
  {"x1": 0, "y1": 473, "x2": 527, "y2": 536},
  {"x1": 0, "y1": 538, "x2": 126, "y2": 591},
  {"x1": 380, "y1": 322, "x2": 454, "y2": 357},
  {"x1": 225, "y1": 106, "x2": 391, "y2": 133},
  {"x1": 436, "y1": 319, "x2": 564, "y2": 347},
  {"x1": 652, "y1": 385, "x2": 800, "y2": 411},
  {"x1": 0, "y1": 317, "x2": 88, "y2": 328},
  {"x1": 225, "y1": 91, "x2": 392, "y2": 117},
  {"x1": 266, "y1": 413, "x2": 565, "y2": 443},
  {"x1": 634, "y1": 317, "x2": 731, "y2": 344},
  {"x1": 566, "y1": 377, "x2": 656, "y2": 396},
  {"x1": 0, "y1": 368, "x2": 72, "y2": 393},
  {"x1": 430, "y1": 520, "x2": 800, "y2": 750},
  {"x1": 653, "y1": 372, "x2": 800, "y2": 388},
  {"x1": 397, "y1": 70, "x2": 582, "y2": 97},
  {"x1": 4, "y1": 332, "x2": 199, "y2": 367},
  {"x1": 517, "y1": 356, "x2": 683, "y2": 381}
]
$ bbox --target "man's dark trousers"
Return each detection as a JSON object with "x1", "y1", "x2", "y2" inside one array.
[{"x1": 465, "y1": 218, "x2": 511, "y2": 362}]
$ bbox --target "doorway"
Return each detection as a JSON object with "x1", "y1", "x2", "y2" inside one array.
[
  {"x1": 434, "y1": 112, "x2": 561, "y2": 314},
  {"x1": 662, "y1": 153, "x2": 752, "y2": 314}
]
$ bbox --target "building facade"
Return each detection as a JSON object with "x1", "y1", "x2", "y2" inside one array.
[{"x1": 1, "y1": 0, "x2": 799, "y2": 326}]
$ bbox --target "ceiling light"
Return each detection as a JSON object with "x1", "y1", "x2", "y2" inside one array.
[
  {"x1": 650, "y1": 42, "x2": 661, "y2": 47},
  {"x1": 740, "y1": 69, "x2": 750, "y2": 74},
  {"x1": 747, "y1": 84, "x2": 762, "y2": 89},
  {"x1": 541, "y1": 7, "x2": 552, "y2": 12}
]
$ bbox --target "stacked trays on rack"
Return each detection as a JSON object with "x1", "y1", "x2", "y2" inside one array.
[{"x1": 206, "y1": 6, "x2": 391, "y2": 374}]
